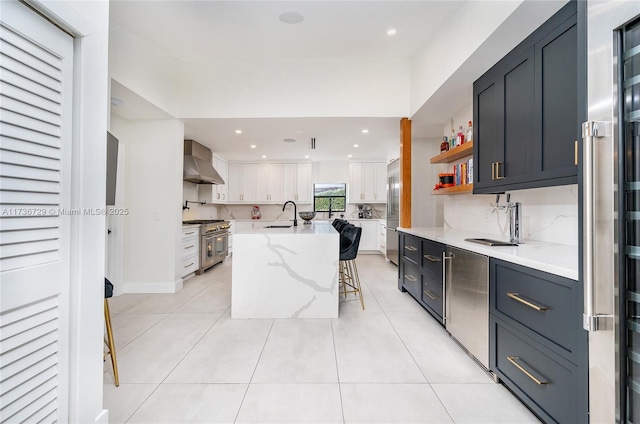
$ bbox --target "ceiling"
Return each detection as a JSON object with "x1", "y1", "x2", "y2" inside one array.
[{"x1": 109, "y1": 1, "x2": 469, "y2": 161}]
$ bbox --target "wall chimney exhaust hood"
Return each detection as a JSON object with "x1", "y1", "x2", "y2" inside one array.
[{"x1": 183, "y1": 139, "x2": 225, "y2": 185}]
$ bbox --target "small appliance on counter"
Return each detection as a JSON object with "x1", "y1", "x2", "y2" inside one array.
[
  {"x1": 364, "y1": 206, "x2": 373, "y2": 219},
  {"x1": 357, "y1": 204, "x2": 364, "y2": 218}
]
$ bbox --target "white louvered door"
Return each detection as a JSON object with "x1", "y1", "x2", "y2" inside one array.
[{"x1": 0, "y1": 2, "x2": 74, "y2": 422}]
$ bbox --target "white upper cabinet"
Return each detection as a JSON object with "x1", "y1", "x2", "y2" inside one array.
[
  {"x1": 283, "y1": 163, "x2": 312, "y2": 203},
  {"x1": 228, "y1": 163, "x2": 258, "y2": 202},
  {"x1": 198, "y1": 156, "x2": 229, "y2": 204},
  {"x1": 348, "y1": 162, "x2": 386, "y2": 203},
  {"x1": 255, "y1": 163, "x2": 284, "y2": 202}
]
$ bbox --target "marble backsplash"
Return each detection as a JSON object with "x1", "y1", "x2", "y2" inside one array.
[{"x1": 443, "y1": 184, "x2": 579, "y2": 246}]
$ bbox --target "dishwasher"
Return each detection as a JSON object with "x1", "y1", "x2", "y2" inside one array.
[{"x1": 445, "y1": 246, "x2": 490, "y2": 369}]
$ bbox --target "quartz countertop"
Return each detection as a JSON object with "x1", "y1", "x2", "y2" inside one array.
[
  {"x1": 234, "y1": 221, "x2": 337, "y2": 235},
  {"x1": 398, "y1": 227, "x2": 578, "y2": 280}
]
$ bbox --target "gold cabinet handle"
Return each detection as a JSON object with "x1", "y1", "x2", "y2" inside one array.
[
  {"x1": 507, "y1": 292, "x2": 547, "y2": 311},
  {"x1": 404, "y1": 274, "x2": 417, "y2": 282},
  {"x1": 423, "y1": 289, "x2": 438, "y2": 300},
  {"x1": 574, "y1": 140, "x2": 578, "y2": 165},
  {"x1": 404, "y1": 246, "x2": 418, "y2": 251},
  {"x1": 506, "y1": 356, "x2": 548, "y2": 385},
  {"x1": 184, "y1": 231, "x2": 195, "y2": 235},
  {"x1": 184, "y1": 263, "x2": 194, "y2": 268},
  {"x1": 491, "y1": 162, "x2": 496, "y2": 180},
  {"x1": 184, "y1": 245, "x2": 195, "y2": 249},
  {"x1": 495, "y1": 161, "x2": 505, "y2": 180},
  {"x1": 423, "y1": 254, "x2": 441, "y2": 262}
]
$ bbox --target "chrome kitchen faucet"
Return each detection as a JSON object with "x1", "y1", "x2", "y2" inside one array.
[{"x1": 492, "y1": 194, "x2": 523, "y2": 244}]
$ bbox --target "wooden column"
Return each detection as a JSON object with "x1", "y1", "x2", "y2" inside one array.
[{"x1": 400, "y1": 117, "x2": 411, "y2": 228}]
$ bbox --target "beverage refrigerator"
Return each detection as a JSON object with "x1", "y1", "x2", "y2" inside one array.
[
  {"x1": 386, "y1": 159, "x2": 400, "y2": 265},
  {"x1": 582, "y1": 2, "x2": 639, "y2": 422}
]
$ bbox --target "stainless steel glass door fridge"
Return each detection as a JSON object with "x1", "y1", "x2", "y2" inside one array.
[
  {"x1": 386, "y1": 159, "x2": 400, "y2": 265},
  {"x1": 582, "y1": 2, "x2": 639, "y2": 422}
]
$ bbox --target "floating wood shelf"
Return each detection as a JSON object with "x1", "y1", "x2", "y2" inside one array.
[
  {"x1": 431, "y1": 184, "x2": 474, "y2": 195},
  {"x1": 430, "y1": 141, "x2": 473, "y2": 164}
]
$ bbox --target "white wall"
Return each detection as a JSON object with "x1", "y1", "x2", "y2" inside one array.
[
  {"x1": 412, "y1": 138, "x2": 443, "y2": 228},
  {"x1": 174, "y1": 58, "x2": 410, "y2": 118},
  {"x1": 110, "y1": 117, "x2": 185, "y2": 293},
  {"x1": 109, "y1": 23, "x2": 181, "y2": 117}
]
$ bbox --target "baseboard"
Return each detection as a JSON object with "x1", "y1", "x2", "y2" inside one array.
[{"x1": 121, "y1": 279, "x2": 183, "y2": 294}]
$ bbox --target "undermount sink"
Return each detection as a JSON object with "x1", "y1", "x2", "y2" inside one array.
[
  {"x1": 264, "y1": 225, "x2": 292, "y2": 228},
  {"x1": 465, "y1": 238, "x2": 518, "y2": 246}
]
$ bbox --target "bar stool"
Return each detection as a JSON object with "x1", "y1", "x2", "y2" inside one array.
[
  {"x1": 339, "y1": 224, "x2": 365, "y2": 310},
  {"x1": 104, "y1": 278, "x2": 119, "y2": 386},
  {"x1": 333, "y1": 219, "x2": 349, "y2": 232}
]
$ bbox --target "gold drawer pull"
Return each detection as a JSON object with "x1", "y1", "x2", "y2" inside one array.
[
  {"x1": 404, "y1": 274, "x2": 417, "y2": 282},
  {"x1": 507, "y1": 292, "x2": 547, "y2": 311},
  {"x1": 184, "y1": 231, "x2": 195, "y2": 235},
  {"x1": 495, "y1": 161, "x2": 505, "y2": 180},
  {"x1": 423, "y1": 254, "x2": 441, "y2": 262},
  {"x1": 184, "y1": 245, "x2": 195, "y2": 249},
  {"x1": 574, "y1": 140, "x2": 578, "y2": 165},
  {"x1": 507, "y1": 356, "x2": 548, "y2": 385},
  {"x1": 184, "y1": 262, "x2": 194, "y2": 268},
  {"x1": 423, "y1": 290, "x2": 438, "y2": 300},
  {"x1": 404, "y1": 246, "x2": 418, "y2": 251}
]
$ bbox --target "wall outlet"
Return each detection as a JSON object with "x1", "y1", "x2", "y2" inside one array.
[{"x1": 484, "y1": 211, "x2": 492, "y2": 223}]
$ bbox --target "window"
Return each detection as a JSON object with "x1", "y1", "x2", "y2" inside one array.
[{"x1": 314, "y1": 183, "x2": 346, "y2": 213}]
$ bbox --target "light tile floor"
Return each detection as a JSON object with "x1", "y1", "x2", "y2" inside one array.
[{"x1": 104, "y1": 255, "x2": 541, "y2": 424}]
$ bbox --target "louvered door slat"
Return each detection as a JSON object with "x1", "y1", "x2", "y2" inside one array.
[
  {"x1": 0, "y1": 319, "x2": 57, "y2": 353},
  {"x1": 1, "y1": 177, "x2": 60, "y2": 194},
  {"x1": 0, "y1": 352, "x2": 57, "y2": 394},
  {"x1": 0, "y1": 37, "x2": 62, "y2": 82},
  {"x1": 1, "y1": 228, "x2": 58, "y2": 244},
  {"x1": 1, "y1": 376, "x2": 56, "y2": 419},
  {"x1": 0, "y1": 82, "x2": 61, "y2": 115},
  {"x1": 1, "y1": 370, "x2": 56, "y2": 415},
  {"x1": 0, "y1": 307, "x2": 57, "y2": 340},
  {"x1": 2, "y1": 388, "x2": 57, "y2": 423},
  {"x1": 0, "y1": 217, "x2": 58, "y2": 231},
  {"x1": 1, "y1": 124, "x2": 61, "y2": 148},
  {"x1": 1, "y1": 163, "x2": 60, "y2": 182},
  {"x1": 0, "y1": 136, "x2": 60, "y2": 159},
  {"x1": 0, "y1": 297, "x2": 57, "y2": 327},
  {"x1": 0, "y1": 331, "x2": 57, "y2": 366},
  {"x1": 0, "y1": 61, "x2": 61, "y2": 102},
  {"x1": 1, "y1": 342, "x2": 57, "y2": 382},
  {"x1": 1, "y1": 95, "x2": 61, "y2": 126},
  {"x1": 0, "y1": 191, "x2": 60, "y2": 205},
  {"x1": 0, "y1": 251, "x2": 58, "y2": 271},
  {"x1": 34, "y1": 408, "x2": 56, "y2": 424},
  {"x1": 0, "y1": 239, "x2": 58, "y2": 259},
  {"x1": 1, "y1": 109, "x2": 61, "y2": 138},
  {"x1": 0, "y1": 149, "x2": 60, "y2": 171}
]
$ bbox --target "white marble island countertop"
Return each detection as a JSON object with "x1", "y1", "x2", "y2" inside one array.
[
  {"x1": 232, "y1": 221, "x2": 339, "y2": 319},
  {"x1": 398, "y1": 227, "x2": 578, "y2": 280}
]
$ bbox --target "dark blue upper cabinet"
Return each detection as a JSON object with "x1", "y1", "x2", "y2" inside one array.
[{"x1": 473, "y1": 1, "x2": 578, "y2": 194}]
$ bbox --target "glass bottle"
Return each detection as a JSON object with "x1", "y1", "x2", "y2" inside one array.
[
  {"x1": 457, "y1": 126, "x2": 465, "y2": 145},
  {"x1": 466, "y1": 121, "x2": 473, "y2": 143},
  {"x1": 441, "y1": 136, "x2": 450, "y2": 153},
  {"x1": 450, "y1": 129, "x2": 457, "y2": 148}
]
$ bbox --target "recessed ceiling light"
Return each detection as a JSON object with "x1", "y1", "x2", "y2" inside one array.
[
  {"x1": 283, "y1": 138, "x2": 296, "y2": 143},
  {"x1": 304, "y1": 155, "x2": 309, "y2": 159},
  {"x1": 295, "y1": 130, "x2": 303, "y2": 134},
  {"x1": 262, "y1": 155, "x2": 267, "y2": 159},
  {"x1": 362, "y1": 129, "x2": 369, "y2": 134},
  {"x1": 235, "y1": 129, "x2": 242, "y2": 134},
  {"x1": 348, "y1": 154, "x2": 353, "y2": 158},
  {"x1": 250, "y1": 145, "x2": 257, "y2": 149},
  {"x1": 110, "y1": 97, "x2": 124, "y2": 107},
  {"x1": 353, "y1": 144, "x2": 359, "y2": 148},
  {"x1": 279, "y1": 11, "x2": 304, "y2": 24},
  {"x1": 387, "y1": 28, "x2": 397, "y2": 36}
]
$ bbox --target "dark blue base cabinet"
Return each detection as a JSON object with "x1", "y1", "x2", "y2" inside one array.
[{"x1": 489, "y1": 259, "x2": 588, "y2": 423}]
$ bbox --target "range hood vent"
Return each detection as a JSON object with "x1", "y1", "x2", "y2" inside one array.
[{"x1": 183, "y1": 139, "x2": 225, "y2": 185}]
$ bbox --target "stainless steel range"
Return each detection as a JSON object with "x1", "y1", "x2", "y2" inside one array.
[{"x1": 182, "y1": 220, "x2": 230, "y2": 273}]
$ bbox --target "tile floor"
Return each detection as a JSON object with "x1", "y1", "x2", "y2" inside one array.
[{"x1": 104, "y1": 255, "x2": 541, "y2": 424}]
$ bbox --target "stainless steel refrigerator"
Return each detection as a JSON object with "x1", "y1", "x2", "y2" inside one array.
[
  {"x1": 386, "y1": 159, "x2": 400, "y2": 265},
  {"x1": 582, "y1": 2, "x2": 639, "y2": 422}
]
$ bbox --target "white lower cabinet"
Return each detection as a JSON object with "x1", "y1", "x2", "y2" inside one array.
[
  {"x1": 377, "y1": 220, "x2": 386, "y2": 254},
  {"x1": 181, "y1": 225, "x2": 200, "y2": 278},
  {"x1": 350, "y1": 220, "x2": 378, "y2": 252}
]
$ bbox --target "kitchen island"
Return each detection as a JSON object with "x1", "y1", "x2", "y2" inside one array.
[{"x1": 231, "y1": 221, "x2": 339, "y2": 319}]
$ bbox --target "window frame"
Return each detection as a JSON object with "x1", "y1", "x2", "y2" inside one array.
[{"x1": 313, "y1": 183, "x2": 346, "y2": 213}]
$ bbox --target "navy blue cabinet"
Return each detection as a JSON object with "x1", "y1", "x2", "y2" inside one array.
[
  {"x1": 489, "y1": 259, "x2": 587, "y2": 424},
  {"x1": 473, "y1": 1, "x2": 578, "y2": 194}
]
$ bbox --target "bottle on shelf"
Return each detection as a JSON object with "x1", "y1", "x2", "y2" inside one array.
[
  {"x1": 450, "y1": 129, "x2": 457, "y2": 148},
  {"x1": 457, "y1": 126, "x2": 465, "y2": 145},
  {"x1": 441, "y1": 136, "x2": 450, "y2": 153},
  {"x1": 466, "y1": 121, "x2": 473, "y2": 143}
]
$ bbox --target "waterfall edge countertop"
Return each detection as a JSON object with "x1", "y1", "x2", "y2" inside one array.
[
  {"x1": 398, "y1": 227, "x2": 578, "y2": 280},
  {"x1": 232, "y1": 221, "x2": 339, "y2": 318}
]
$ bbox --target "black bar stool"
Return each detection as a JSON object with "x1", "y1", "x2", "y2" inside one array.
[
  {"x1": 339, "y1": 224, "x2": 365, "y2": 310},
  {"x1": 332, "y1": 219, "x2": 349, "y2": 232},
  {"x1": 104, "y1": 278, "x2": 119, "y2": 386}
]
